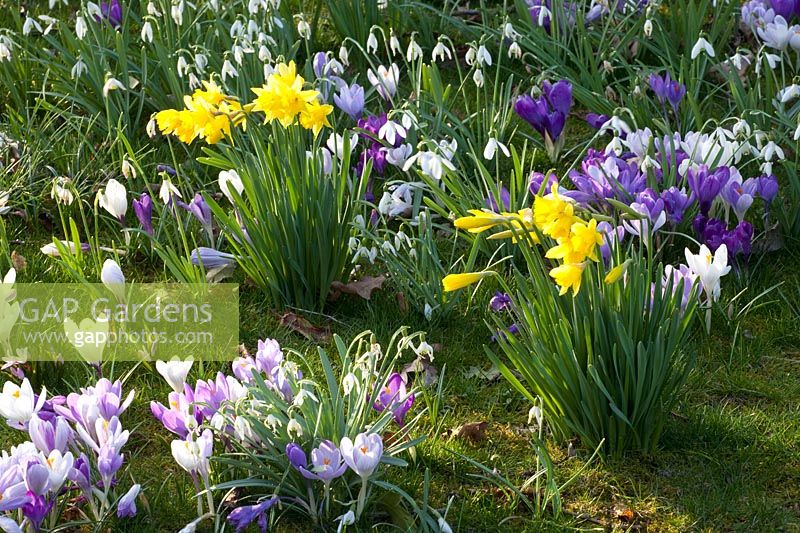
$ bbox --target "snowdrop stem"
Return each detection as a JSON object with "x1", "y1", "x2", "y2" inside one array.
[{"x1": 356, "y1": 476, "x2": 368, "y2": 519}]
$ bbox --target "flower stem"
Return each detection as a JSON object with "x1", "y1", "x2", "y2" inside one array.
[{"x1": 356, "y1": 477, "x2": 368, "y2": 519}]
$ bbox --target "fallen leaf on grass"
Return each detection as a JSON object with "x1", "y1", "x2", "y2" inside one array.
[
  {"x1": 395, "y1": 292, "x2": 408, "y2": 313},
  {"x1": 329, "y1": 275, "x2": 386, "y2": 301},
  {"x1": 444, "y1": 421, "x2": 488, "y2": 443},
  {"x1": 279, "y1": 312, "x2": 331, "y2": 343},
  {"x1": 10, "y1": 251, "x2": 26, "y2": 272}
]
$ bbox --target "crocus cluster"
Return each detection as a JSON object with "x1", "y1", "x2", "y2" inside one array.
[
  {"x1": 648, "y1": 72, "x2": 686, "y2": 117},
  {"x1": 514, "y1": 80, "x2": 573, "y2": 160},
  {"x1": 742, "y1": 1, "x2": 800, "y2": 50},
  {"x1": 0, "y1": 378, "x2": 139, "y2": 530}
]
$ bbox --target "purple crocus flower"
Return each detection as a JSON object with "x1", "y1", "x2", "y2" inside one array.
[
  {"x1": 490, "y1": 323, "x2": 519, "y2": 343},
  {"x1": 68, "y1": 453, "x2": 92, "y2": 494},
  {"x1": 663, "y1": 264, "x2": 697, "y2": 310},
  {"x1": 529, "y1": 171, "x2": 558, "y2": 195},
  {"x1": 649, "y1": 72, "x2": 685, "y2": 113},
  {"x1": 255, "y1": 339, "x2": 283, "y2": 376},
  {"x1": 373, "y1": 373, "x2": 414, "y2": 425},
  {"x1": 132, "y1": 193, "x2": 154, "y2": 236},
  {"x1": 489, "y1": 291, "x2": 512, "y2": 312},
  {"x1": 286, "y1": 443, "x2": 307, "y2": 471},
  {"x1": 333, "y1": 83, "x2": 365, "y2": 120},
  {"x1": 721, "y1": 179, "x2": 754, "y2": 222},
  {"x1": 179, "y1": 193, "x2": 213, "y2": 234},
  {"x1": 98, "y1": 0, "x2": 122, "y2": 28},
  {"x1": 724, "y1": 220, "x2": 754, "y2": 256},
  {"x1": 648, "y1": 73, "x2": 669, "y2": 103},
  {"x1": 514, "y1": 80, "x2": 573, "y2": 143},
  {"x1": 298, "y1": 440, "x2": 348, "y2": 483},
  {"x1": 190, "y1": 247, "x2": 236, "y2": 269},
  {"x1": 97, "y1": 444, "x2": 124, "y2": 484},
  {"x1": 586, "y1": 113, "x2": 610, "y2": 129},
  {"x1": 486, "y1": 186, "x2": 511, "y2": 212},
  {"x1": 156, "y1": 164, "x2": 177, "y2": 176},
  {"x1": 228, "y1": 497, "x2": 279, "y2": 533},
  {"x1": 770, "y1": 0, "x2": 799, "y2": 20},
  {"x1": 117, "y1": 484, "x2": 141, "y2": 518},
  {"x1": 755, "y1": 174, "x2": 779, "y2": 204},
  {"x1": 661, "y1": 187, "x2": 693, "y2": 224},
  {"x1": 686, "y1": 165, "x2": 730, "y2": 215},
  {"x1": 22, "y1": 491, "x2": 52, "y2": 530},
  {"x1": 28, "y1": 414, "x2": 73, "y2": 455}
]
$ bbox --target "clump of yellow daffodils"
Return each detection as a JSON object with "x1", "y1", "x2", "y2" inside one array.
[
  {"x1": 155, "y1": 62, "x2": 333, "y2": 145},
  {"x1": 443, "y1": 184, "x2": 604, "y2": 296}
]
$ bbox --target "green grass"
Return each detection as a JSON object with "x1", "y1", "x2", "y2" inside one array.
[{"x1": 1, "y1": 216, "x2": 799, "y2": 531}]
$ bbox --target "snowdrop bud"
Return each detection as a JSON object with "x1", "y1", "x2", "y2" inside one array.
[
  {"x1": 508, "y1": 41, "x2": 522, "y2": 59},
  {"x1": 233, "y1": 45, "x2": 244, "y2": 65},
  {"x1": 176, "y1": 56, "x2": 188, "y2": 78},
  {"x1": 633, "y1": 85, "x2": 642, "y2": 98},
  {"x1": 366, "y1": 31, "x2": 378, "y2": 54},
  {"x1": 121, "y1": 158, "x2": 136, "y2": 180},
  {"x1": 146, "y1": 117, "x2": 157, "y2": 138},
  {"x1": 644, "y1": 19, "x2": 653, "y2": 38},
  {"x1": 297, "y1": 19, "x2": 311, "y2": 39},
  {"x1": 141, "y1": 20, "x2": 153, "y2": 43},
  {"x1": 0, "y1": 41, "x2": 11, "y2": 63},
  {"x1": 339, "y1": 44, "x2": 349, "y2": 66},
  {"x1": 473, "y1": 68, "x2": 484, "y2": 88},
  {"x1": 76, "y1": 16, "x2": 87, "y2": 40}
]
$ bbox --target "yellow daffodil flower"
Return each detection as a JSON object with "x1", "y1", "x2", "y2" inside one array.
[
  {"x1": 549, "y1": 262, "x2": 586, "y2": 296},
  {"x1": 442, "y1": 271, "x2": 494, "y2": 292}
]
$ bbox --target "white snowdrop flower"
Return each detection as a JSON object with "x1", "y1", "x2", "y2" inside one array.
[
  {"x1": 644, "y1": 19, "x2": 653, "y2": 37},
  {"x1": 146, "y1": 117, "x2": 157, "y2": 138},
  {"x1": 366, "y1": 31, "x2": 378, "y2": 54},
  {"x1": 265, "y1": 414, "x2": 281, "y2": 430},
  {"x1": 761, "y1": 140, "x2": 784, "y2": 161},
  {"x1": 141, "y1": 20, "x2": 153, "y2": 43},
  {"x1": 732, "y1": 118, "x2": 751, "y2": 138},
  {"x1": 233, "y1": 45, "x2": 244, "y2": 65},
  {"x1": 230, "y1": 20, "x2": 244, "y2": 38},
  {"x1": 406, "y1": 38, "x2": 423, "y2": 62},
  {"x1": 221, "y1": 59, "x2": 238, "y2": 81},
  {"x1": 258, "y1": 45, "x2": 271, "y2": 62},
  {"x1": 378, "y1": 120, "x2": 406, "y2": 146},
  {"x1": 484, "y1": 137, "x2": 510, "y2": 160},
  {"x1": 465, "y1": 46, "x2": 477, "y2": 66},
  {"x1": 794, "y1": 124, "x2": 800, "y2": 141},
  {"x1": 248, "y1": 0, "x2": 261, "y2": 14},
  {"x1": 263, "y1": 63, "x2": 274, "y2": 80},
  {"x1": 778, "y1": 84, "x2": 800, "y2": 103},
  {"x1": 159, "y1": 178, "x2": 182, "y2": 204},
  {"x1": 381, "y1": 240, "x2": 396, "y2": 255},
  {"x1": 171, "y1": 1, "x2": 184, "y2": 25},
  {"x1": 528, "y1": 405, "x2": 543, "y2": 426},
  {"x1": 188, "y1": 73, "x2": 201, "y2": 89},
  {"x1": 432, "y1": 41, "x2": 452, "y2": 62},
  {"x1": 367, "y1": 63, "x2": 399, "y2": 100},
  {"x1": 473, "y1": 68, "x2": 485, "y2": 88},
  {"x1": 0, "y1": 42, "x2": 10, "y2": 63},
  {"x1": 103, "y1": 77, "x2": 125, "y2": 98},
  {"x1": 297, "y1": 18, "x2": 311, "y2": 39},
  {"x1": 691, "y1": 36, "x2": 715, "y2": 59},
  {"x1": 348, "y1": 237, "x2": 360, "y2": 252},
  {"x1": 342, "y1": 373, "x2": 358, "y2": 395},
  {"x1": 194, "y1": 53, "x2": 208, "y2": 72},
  {"x1": 176, "y1": 56, "x2": 188, "y2": 78},
  {"x1": 286, "y1": 419, "x2": 303, "y2": 438},
  {"x1": 508, "y1": 41, "x2": 522, "y2": 59},
  {"x1": 76, "y1": 16, "x2": 88, "y2": 40},
  {"x1": 389, "y1": 30, "x2": 402, "y2": 56},
  {"x1": 23, "y1": 17, "x2": 42, "y2": 36},
  {"x1": 51, "y1": 177, "x2": 74, "y2": 206},
  {"x1": 400, "y1": 110, "x2": 417, "y2": 130},
  {"x1": 764, "y1": 53, "x2": 782, "y2": 70},
  {"x1": 147, "y1": 2, "x2": 161, "y2": 16},
  {"x1": 761, "y1": 161, "x2": 773, "y2": 174},
  {"x1": 606, "y1": 136, "x2": 624, "y2": 156},
  {"x1": 476, "y1": 45, "x2": 492, "y2": 66},
  {"x1": 503, "y1": 22, "x2": 519, "y2": 40},
  {"x1": 86, "y1": 2, "x2": 102, "y2": 18},
  {"x1": 71, "y1": 59, "x2": 87, "y2": 79},
  {"x1": 535, "y1": 5, "x2": 551, "y2": 26},
  {"x1": 339, "y1": 44, "x2": 349, "y2": 66},
  {"x1": 403, "y1": 151, "x2": 456, "y2": 180},
  {"x1": 729, "y1": 53, "x2": 750, "y2": 71}
]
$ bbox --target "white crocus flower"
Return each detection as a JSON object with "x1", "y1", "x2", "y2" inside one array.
[
  {"x1": 691, "y1": 36, "x2": 715, "y2": 59},
  {"x1": 778, "y1": 84, "x2": 800, "y2": 103},
  {"x1": 326, "y1": 133, "x2": 358, "y2": 159},
  {"x1": 385, "y1": 143, "x2": 413, "y2": 167},
  {"x1": 685, "y1": 244, "x2": 731, "y2": 303},
  {"x1": 484, "y1": 137, "x2": 510, "y2": 160},
  {"x1": 218, "y1": 170, "x2": 244, "y2": 203},
  {"x1": 97, "y1": 179, "x2": 128, "y2": 220},
  {"x1": 0, "y1": 379, "x2": 46, "y2": 428},
  {"x1": 101, "y1": 259, "x2": 126, "y2": 302},
  {"x1": 378, "y1": 120, "x2": 406, "y2": 146},
  {"x1": 156, "y1": 360, "x2": 194, "y2": 393}
]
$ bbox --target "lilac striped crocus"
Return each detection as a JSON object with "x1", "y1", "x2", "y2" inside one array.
[
  {"x1": 228, "y1": 497, "x2": 279, "y2": 533},
  {"x1": 297, "y1": 440, "x2": 348, "y2": 484},
  {"x1": 373, "y1": 373, "x2": 414, "y2": 425},
  {"x1": 190, "y1": 247, "x2": 236, "y2": 269}
]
